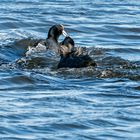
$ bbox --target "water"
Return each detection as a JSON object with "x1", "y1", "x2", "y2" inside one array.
[{"x1": 0, "y1": 0, "x2": 140, "y2": 139}]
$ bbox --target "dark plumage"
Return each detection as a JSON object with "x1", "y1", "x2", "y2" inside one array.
[
  {"x1": 47, "y1": 24, "x2": 67, "y2": 43},
  {"x1": 57, "y1": 37, "x2": 97, "y2": 68},
  {"x1": 30, "y1": 24, "x2": 68, "y2": 54}
]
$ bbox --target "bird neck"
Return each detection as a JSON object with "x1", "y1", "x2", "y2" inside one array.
[{"x1": 47, "y1": 35, "x2": 59, "y2": 44}]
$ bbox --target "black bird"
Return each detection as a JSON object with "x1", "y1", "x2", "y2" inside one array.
[
  {"x1": 27, "y1": 24, "x2": 68, "y2": 55},
  {"x1": 46, "y1": 24, "x2": 68, "y2": 53},
  {"x1": 19, "y1": 25, "x2": 68, "y2": 68},
  {"x1": 57, "y1": 37, "x2": 97, "y2": 68}
]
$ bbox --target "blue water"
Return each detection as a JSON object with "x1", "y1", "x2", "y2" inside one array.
[{"x1": 0, "y1": 0, "x2": 140, "y2": 139}]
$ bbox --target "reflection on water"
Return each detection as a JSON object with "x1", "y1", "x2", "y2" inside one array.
[{"x1": 0, "y1": 0, "x2": 140, "y2": 139}]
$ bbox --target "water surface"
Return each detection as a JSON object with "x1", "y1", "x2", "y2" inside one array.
[{"x1": 0, "y1": 0, "x2": 140, "y2": 139}]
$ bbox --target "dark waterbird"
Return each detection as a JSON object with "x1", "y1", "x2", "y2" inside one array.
[
  {"x1": 58, "y1": 37, "x2": 97, "y2": 68},
  {"x1": 46, "y1": 24, "x2": 68, "y2": 53},
  {"x1": 17, "y1": 24, "x2": 68, "y2": 68},
  {"x1": 26, "y1": 24, "x2": 68, "y2": 55}
]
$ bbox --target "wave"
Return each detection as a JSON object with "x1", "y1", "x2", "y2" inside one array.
[{"x1": 0, "y1": 38, "x2": 140, "y2": 81}]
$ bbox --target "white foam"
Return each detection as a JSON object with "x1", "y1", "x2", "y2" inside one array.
[{"x1": 25, "y1": 43, "x2": 47, "y2": 57}]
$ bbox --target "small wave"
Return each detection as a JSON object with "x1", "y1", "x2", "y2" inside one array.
[{"x1": 0, "y1": 38, "x2": 140, "y2": 81}]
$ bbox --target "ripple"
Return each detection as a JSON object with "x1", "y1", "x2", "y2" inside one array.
[{"x1": 0, "y1": 0, "x2": 140, "y2": 139}]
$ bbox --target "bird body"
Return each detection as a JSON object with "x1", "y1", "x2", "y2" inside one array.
[
  {"x1": 58, "y1": 37, "x2": 96, "y2": 68},
  {"x1": 26, "y1": 24, "x2": 68, "y2": 56}
]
